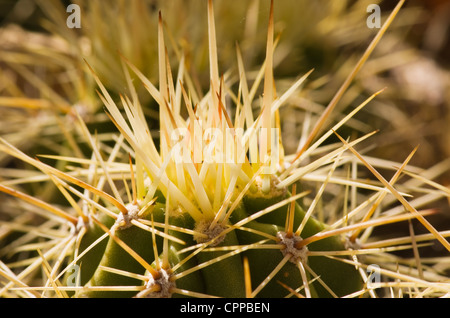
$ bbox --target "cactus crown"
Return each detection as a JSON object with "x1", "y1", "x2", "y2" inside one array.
[{"x1": 1, "y1": 0, "x2": 449, "y2": 299}]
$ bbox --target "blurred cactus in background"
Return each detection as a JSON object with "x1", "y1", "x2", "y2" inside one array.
[{"x1": 0, "y1": 0, "x2": 449, "y2": 298}]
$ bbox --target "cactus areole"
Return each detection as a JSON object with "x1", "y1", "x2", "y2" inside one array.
[{"x1": 1, "y1": 0, "x2": 416, "y2": 299}]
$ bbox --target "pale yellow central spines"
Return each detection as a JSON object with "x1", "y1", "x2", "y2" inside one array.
[{"x1": 94, "y1": 0, "x2": 285, "y2": 225}]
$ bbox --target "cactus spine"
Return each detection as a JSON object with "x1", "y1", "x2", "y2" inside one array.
[{"x1": 3, "y1": 0, "x2": 449, "y2": 299}]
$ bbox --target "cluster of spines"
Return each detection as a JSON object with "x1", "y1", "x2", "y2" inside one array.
[
  {"x1": 68, "y1": 179, "x2": 363, "y2": 298},
  {"x1": 1, "y1": 0, "x2": 450, "y2": 299}
]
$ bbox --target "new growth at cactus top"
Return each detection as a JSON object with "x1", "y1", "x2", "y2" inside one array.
[{"x1": 0, "y1": 0, "x2": 449, "y2": 298}]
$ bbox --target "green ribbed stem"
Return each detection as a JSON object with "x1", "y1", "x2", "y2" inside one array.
[
  {"x1": 75, "y1": 204, "x2": 165, "y2": 298},
  {"x1": 195, "y1": 219, "x2": 246, "y2": 298},
  {"x1": 165, "y1": 211, "x2": 205, "y2": 297},
  {"x1": 242, "y1": 188, "x2": 363, "y2": 297},
  {"x1": 230, "y1": 203, "x2": 318, "y2": 297},
  {"x1": 70, "y1": 182, "x2": 362, "y2": 298},
  {"x1": 64, "y1": 211, "x2": 115, "y2": 295}
]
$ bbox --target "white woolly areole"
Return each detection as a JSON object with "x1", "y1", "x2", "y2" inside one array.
[
  {"x1": 76, "y1": 215, "x2": 90, "y2": 233},
  {"x1": 247, "y1": 174, "x2": 287, "y2": 199},
  {"x1": 344, "y1": 234, "x2": 362, "y2": 251},
  {"x1": 193, "y1": 219, "x2": 227, "y2": 246},
  {"x1": 277, "y1": 231, "x2": 308, "y2": 264},
  {"x1": 138, "y1": 269, "x2": 175, "y2": 298},
  {"x1": 115, "y1": 202, "x2": 141, "y2": 230}
]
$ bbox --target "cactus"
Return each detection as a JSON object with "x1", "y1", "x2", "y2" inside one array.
[{"x1": 1, "y1": 0, "x2": 450, "y2": 299}]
